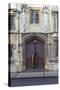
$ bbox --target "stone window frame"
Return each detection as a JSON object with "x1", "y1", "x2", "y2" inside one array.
[
  {"x1": 53, "y1": 39, "x2": 58, "y2": 57},
  {"x1": 9, "y1": 14, "x2": 16, "y2": 31},
  {"x1": 9, "y1": 44, "x2": 14, "y2": 58},
  {"x1": 8, "y1": 9, "x2": 16, "y2": 31},
  {"x1": 51, "y1": 11, "x2": 58, "y2": 32},
  {"x1": 30, "y1": 9, "x2": 39, "y2": 24}
]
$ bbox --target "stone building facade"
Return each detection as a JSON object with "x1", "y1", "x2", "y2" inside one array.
[{"x1": 8, "y1": 4, "x2": 58, "y2": 73}]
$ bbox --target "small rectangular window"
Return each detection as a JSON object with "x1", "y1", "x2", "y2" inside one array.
[
  {"x1": 30, "y1": 10, "x2": 39, "y2": 24},
  {"x1": 9, "y1": 44, "x2": 14, "y2": 58},
  {"x1": 52, "y1": 11, "x2": 58, "y2": 32},
  {"x1": 8, "y1": 14, "x2": 15, "y2": 31}
]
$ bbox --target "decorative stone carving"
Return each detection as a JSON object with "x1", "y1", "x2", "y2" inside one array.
[
  {"x1": 43, "y1": 6, "x2": 49, "y2": 33},
  {"x1": 11, "y1": 45, "x2": 20, "y2": 72},
  {"x1": 20, "y1": 4, "x2": 28, "y2": 32}
]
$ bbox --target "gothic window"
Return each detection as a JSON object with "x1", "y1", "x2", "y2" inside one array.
[
  {"x1": 56, "y1": 40, "x2": 58, "y2": 57},
  {"x1": 8, "y1": 14, "x2": 15, "y2": 31},
  {"x1": 52, "y1": 11, "x2": 58, "y2": 32},
  {"x1": 30, "y1": 10, "x2": 39, "y2": 24},
  {"x1": 9, "y1": 44, "x2": 14, "y2": 58},
  {"x1": 54, "y1": 39, "x2": 58, "y2": 57}
]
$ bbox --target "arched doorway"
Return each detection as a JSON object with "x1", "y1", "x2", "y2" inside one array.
[{"x1": 25, "y1": 36, "x2": 45, "y2": 71}]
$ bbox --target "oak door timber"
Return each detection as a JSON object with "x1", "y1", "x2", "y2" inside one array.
[{"x1": 25, "y1": 38, "x2": 45, "y2": 70}]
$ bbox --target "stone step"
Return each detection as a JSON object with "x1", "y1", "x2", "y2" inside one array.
[{"x1": 11, "y1": 71, "x2": 58, "y2": 78}]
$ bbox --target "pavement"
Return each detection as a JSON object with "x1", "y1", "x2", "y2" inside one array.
[
  {"x1": 8, "y1": 70, "x2": 58, "y2": 87},
  {"x1": 9, "y1": 77, "x2": 58, "y2": 87}
]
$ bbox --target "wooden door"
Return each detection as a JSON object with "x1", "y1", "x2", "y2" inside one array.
[{"x1": 25, "y1": 38, "x2": 45, "y2": 70}]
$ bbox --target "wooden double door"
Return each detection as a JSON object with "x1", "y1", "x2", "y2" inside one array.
[{"x1": 25, "y1": 38, "x2": 45, "y2": 70}]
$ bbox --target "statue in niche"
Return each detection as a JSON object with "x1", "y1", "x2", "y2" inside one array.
[
  {"x1": 43, "y1": 6, "x2": 49, "y2": 32},
  {"x1": 20, "y1": 4, "x2": 27, "y2": 32},
  {"x1": 11, "y1": 45, "x2": 19, "y2": 63}
]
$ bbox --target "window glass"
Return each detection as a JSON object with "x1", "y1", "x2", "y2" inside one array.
[
  {"x1": 9, "y1": 14, "x2": 15, "y2": 31},
  {"x1": 30, "y1": 10, "x2": 39, "y2": 24},
  {"x1": 52, "y1": 12, "x2": 58, "y2": 32},
  {"x1": 9, "y1": 44, "x2": 13, "y2": 58}
]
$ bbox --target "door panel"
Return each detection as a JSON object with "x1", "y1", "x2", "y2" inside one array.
[
  {"x1": 25, "y1": 38, "x2": 44, "y2": 70},
  {"x1": 36, "y1": 40, "x2": 44, "y2": 69},
  {"x1": 25, "y1": 40, "x2": 34, "y2": 69}
]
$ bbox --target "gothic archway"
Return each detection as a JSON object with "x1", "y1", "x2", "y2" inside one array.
[{"x1": 22, "y1": 33, "x2": 48, "y2": 71}]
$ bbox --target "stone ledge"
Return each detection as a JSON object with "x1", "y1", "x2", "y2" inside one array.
[{"x1": 11, "y1": 71, "x2": 58, "y2": 78}]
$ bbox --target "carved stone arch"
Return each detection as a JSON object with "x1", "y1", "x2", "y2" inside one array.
[
  {"x1": 22, "y1": 33, "x2": 47, "y2": 43},
  {"x1": 21, "y1": 33, "x2": 48, "y2": 71}
]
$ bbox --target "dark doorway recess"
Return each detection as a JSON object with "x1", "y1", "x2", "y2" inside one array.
[{"x1": 25, "y1": 36, "x2": 45, "y2": 71}]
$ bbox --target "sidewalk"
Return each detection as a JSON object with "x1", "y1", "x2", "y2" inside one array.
[
  {"x1": 11, "y1": 77, "x2": 58, "y2": 86},
  {"x1": 10, "y1": 70, "x2": 58, "y2": 78}
]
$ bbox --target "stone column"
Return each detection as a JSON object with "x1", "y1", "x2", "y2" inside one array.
[
  {"x1": 14, "y1": 12, "x2": 20, "y2": 72},
  {"x1": 22, "y1": 42, "x2": 26, "y2": 70},
  {"x1": 44, "y1": 40, "x2": 49, "y2": 70},
  {"x1": 18, "y1": 34, "x2": 23, "y2": 72}
]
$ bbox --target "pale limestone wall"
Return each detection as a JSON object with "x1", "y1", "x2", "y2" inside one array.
[
  {"x1": 26, "y1": 6, "x2": 49, "y2": 33},
  {"x1": 47, "y1": 33, "x2": 58, "y2": 70},
  {"x1": 10, "y1": 33, "x2": 58, "y2": 72},
  {"x1": 9, "y1": 4, "x2": 58, "y2": 72},
  {"x1": 9, "y1": 4, "x2": 58, "y2": 33},
  {"x1": 48, "y1": 33, "x2": 58, "y2": 60},
  {"x1": 9, "y1": 33, "x2": 23, "y2": 72},
  {"x1": 9, "y1": 34, "x2": 18, "y2": 44}
]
